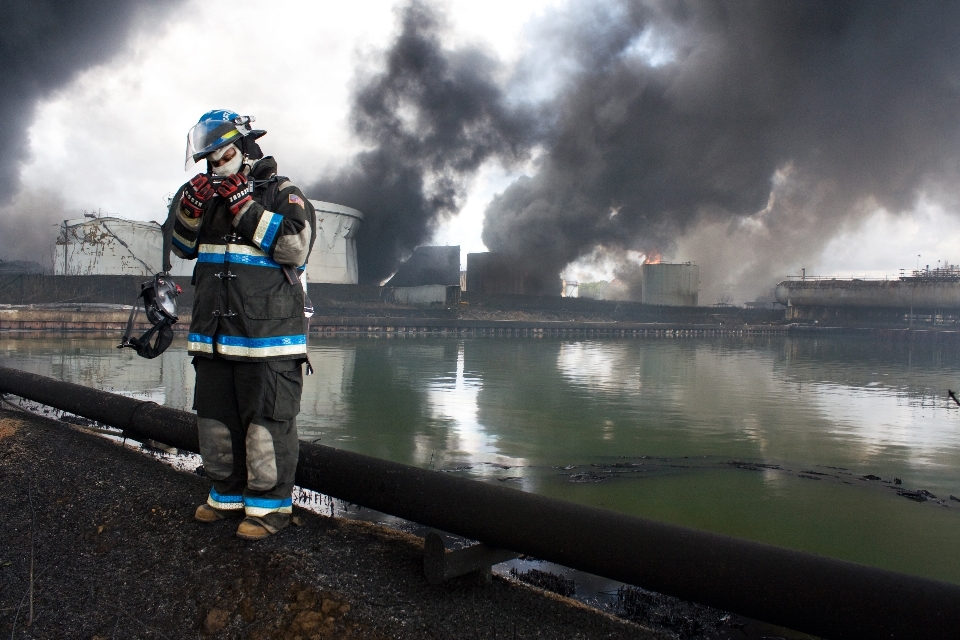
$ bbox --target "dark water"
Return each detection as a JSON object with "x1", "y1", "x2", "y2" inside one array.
[{"x1": 3, "y1": 333, "x2": 959, "y2": 585}]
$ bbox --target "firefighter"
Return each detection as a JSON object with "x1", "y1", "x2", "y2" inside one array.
[{"x1": 170, "y1": 109, "x2": 315, "y2": 540}]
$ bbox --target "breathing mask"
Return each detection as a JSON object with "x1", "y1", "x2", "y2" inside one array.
[{"x1": 119, "y1": 274, "x2": 182, "y2": 359}]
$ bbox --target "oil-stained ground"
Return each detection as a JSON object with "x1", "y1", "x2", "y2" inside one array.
[{"x1": 0, "y1": 406, "x2": 672, "y2": 639}]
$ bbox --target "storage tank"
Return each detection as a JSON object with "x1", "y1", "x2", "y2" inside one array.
[
  {"x1": 57, "y1": 203, "x2": 363, "y2": 283},
  {"x1": 55, "y1": 216, "x2": 193, "y2": 277},
  {"x1": 306, "y1": 200, "x2": 363, "y2": 285},
  {"x1": 641, "y1": 263, "x2": 699, "y2": 306}
]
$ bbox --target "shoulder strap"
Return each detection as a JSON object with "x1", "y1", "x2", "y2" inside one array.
[
  {"x1": 252, "y1": 174, "x2": 289, "y2": 211},
  {"x1": 161, "y1": 185, "x2": 187, "y2": 273}
]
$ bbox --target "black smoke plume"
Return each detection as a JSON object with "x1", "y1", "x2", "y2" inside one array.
[
  {"x1": 482, "y1": 0, "x2": 960, "y2": 301},
  {"x1": 0, "y1": 0, "x2": 184, "y2": 201},
  {"x1": 0, "y1": 0, "x2": 183, "y2": 264},
  {"x1": 306, "y1": 1, "x2": 536, "y2": 284}
]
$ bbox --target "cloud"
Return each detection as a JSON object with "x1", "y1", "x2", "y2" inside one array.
[
  {"x1": 0, "y1": 188, "x2": 68, "y2": 268},
  {"x1": 305, "y1": 0, "x2": 538, "y2": 284},
  {"x1": 481, "y1": 0, "x2": 960, "y2": 299},
  {"x1": 0, "y1": 0, "x2": 185, "y2": 201}
]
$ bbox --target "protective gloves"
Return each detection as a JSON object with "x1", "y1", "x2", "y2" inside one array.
[
  {"x1": 216, "y1": 173, "x2": 254, "y2": 215},
  {"x1": 181, "y1": 174, "x2": 215, "y2": 218}
]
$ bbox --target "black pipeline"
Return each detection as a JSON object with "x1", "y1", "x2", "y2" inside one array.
[{"x1": 1, "y1": 366, "x2": 958, "y2": 639}]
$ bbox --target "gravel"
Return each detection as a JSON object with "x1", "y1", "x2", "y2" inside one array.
[{"x1": 0, "y1": 407, "x2": 669, "y2": 639}]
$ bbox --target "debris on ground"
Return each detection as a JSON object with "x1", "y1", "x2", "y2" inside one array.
[{"x1": 0, "y1": 407, "x2": 668, "y2": 639}]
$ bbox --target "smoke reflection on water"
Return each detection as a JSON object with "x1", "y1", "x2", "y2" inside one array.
[{"x1": 1, "y1": 333, "x2": 960, "y2": 583}]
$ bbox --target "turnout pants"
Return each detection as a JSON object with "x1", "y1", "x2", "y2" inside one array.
[{"x1": 193, "y1": 357, "x2": 302, "y2": 524}]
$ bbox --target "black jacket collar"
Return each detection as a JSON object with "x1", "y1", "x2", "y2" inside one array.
[{"x1": 250, "y1": 156, "x2": 278, "y2": 181}]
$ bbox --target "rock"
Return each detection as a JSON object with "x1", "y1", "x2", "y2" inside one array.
[
  {"x1": 862, "y1": 474, "x2": 882, "y2": 481},
  {"x1": 239, "y1": 597, "x2": 255, "y2": 623},
  {"x1": 293, "y1": 588, "x2": 317, "y2": 611},
  {"x1": 321, "y1": 598, "x2": 338, "y2": 614},
  {"x1": 289, "y1": 610, "x2": 324, "y2": 634},
  {"x1": 203, "y1": 608, "x2": 229, "y2": 635}
]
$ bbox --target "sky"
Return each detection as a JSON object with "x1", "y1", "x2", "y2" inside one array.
[{"x1": 7, "y1": 0, "x2": 960, "y2": 303}]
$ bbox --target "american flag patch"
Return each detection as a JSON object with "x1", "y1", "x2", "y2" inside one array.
[{"x1": 288, "y1": 194, "x2": 305, "y2": 208}]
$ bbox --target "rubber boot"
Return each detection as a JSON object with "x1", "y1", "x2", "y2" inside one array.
[
  {"x1": 194, "y1": 504, "x2": 244, "y2": 523},
  {"x1": 236, "y1": 513, "x2": 291, "y2": 540}
]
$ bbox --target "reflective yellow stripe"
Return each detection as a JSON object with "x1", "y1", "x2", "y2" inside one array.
[
  {"x1": 216, "y1": 342, "x2": 306, "y2": 358},
  {"x1": 176, "y1": 210, "x2": 202, "y2": 229},
  {"x1": 208, "y1": 495, "x2": 244, "y2": 510},
  {"x1": 188, "y1": 341, "x2": 214, "y2": 353},
  {"x1": 253, "y1": 211, "x2": 281, "y2": 248},
  {"x1": 197, "y1": 244, "x2": 272, "y2": 257},
  {"x1": 172, "y1": 229, "x2": 197, "y2": 248},
  {"x1": 225, "y1": 243, "x2": 269, "y2": 258},
  {"x1": 244, "y1": 504, "x2": 293, "y2": 517}
]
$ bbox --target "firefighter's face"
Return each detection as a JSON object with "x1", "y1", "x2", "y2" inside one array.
[{"x1": 209, "y1": 145, "x2": 238, "y2": 169}]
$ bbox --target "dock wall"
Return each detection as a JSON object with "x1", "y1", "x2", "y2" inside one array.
[{"x1": 6, "y1": 305, "x2": 960, "y2": 341}]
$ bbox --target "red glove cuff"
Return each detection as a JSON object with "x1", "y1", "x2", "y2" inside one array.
[{"x1": 217, "y1": 174, "x2": 253, "y2": 215}]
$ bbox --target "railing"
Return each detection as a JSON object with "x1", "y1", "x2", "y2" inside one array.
[
  {"x1": 1, "y1": 366, "x2": 959, "y2": 639},
  {"x1": 782, "y1": 275, "x2": 896, "y2": 282}
]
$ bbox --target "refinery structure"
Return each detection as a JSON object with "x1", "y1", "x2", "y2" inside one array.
[
  {"x1": 775, "y1": 264, "x2": 960, "y2": 324},
  {"x1": 32, "y1": 208, "x2": 708, "y2": 308},
  {"x1": 19, "y1": 204, "x2": 960, "y2": 327}
]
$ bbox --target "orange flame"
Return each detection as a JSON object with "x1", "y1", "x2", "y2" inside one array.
[{"x1": 643, "y1": 250, "x2": 662, "y2": 265}]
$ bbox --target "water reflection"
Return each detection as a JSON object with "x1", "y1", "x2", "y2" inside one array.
[
  {"x1": 297, "y1": 344, "x2": 354, "y2": 438},
  {"x1": 2, "y1": 333, "x2": 960, "y2": 583}
]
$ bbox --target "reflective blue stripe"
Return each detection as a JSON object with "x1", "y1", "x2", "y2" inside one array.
[
  {"x1": 244, "y1": 496, "x2": 293, "y2": 509},
  {"x1": 198, "y1": 252, "x2": 225, "y2": 264},
  {"x1": 210, "y1": 488, "x2": 244, "y2": 503},
  {"x1": 259, "y1": 213, "x2": 282, "y2": 252},
  {"x1": 197, "y1": 250, "x2": 278, "y2": 268},
  {"x1": 188, "y1": 333, "x2": 214, "y2": 344},
  {"x1": 216, "y1": 334, "x2": 306, "y2": 348},
  {"x1": 171, "y1": 235, "x2": 197, "y2": 254},
  {"x1": 226, "y1": 252, "x2": 280, "y2": 268}
]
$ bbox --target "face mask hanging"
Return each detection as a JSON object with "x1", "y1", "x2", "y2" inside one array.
[{"x1": 119, "y1": 274, "x2": 182, "y2": 359}]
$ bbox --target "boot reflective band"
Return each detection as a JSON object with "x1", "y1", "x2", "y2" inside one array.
[
  {"x1": 208, "y1": 488, "x2": 244, "y2": 511},
  {"x1": 244, "y1": 496, "x2": 293, "y2": 517}
]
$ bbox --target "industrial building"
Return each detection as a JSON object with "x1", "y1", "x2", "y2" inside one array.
[
  {"x1": 383, "y1": 245, "x2": 461, "y2": 305},
  {"x1": 385, "y1": 245, "x2": 460, "y2": 288},
  {"x1": 465, "y1": 252, "x2": 562, "y2": 296},
  {"x1": 641, "y1": 263, "x2": 699, "y2": 306},
  {"x1": 53, "y1": 200, "x2": 363, "y2": 284},
  {"x1": 775, "y1": 265, "x2": 960, "y2": 324}
]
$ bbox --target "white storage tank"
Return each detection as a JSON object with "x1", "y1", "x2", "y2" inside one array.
[
  {"x1": 56, "y1": 202, "x2": 363, "y2": 283},
  {"x1": 55, "y1": 216, "x2": 193, "y2": 277},
  {"x1": 641, "y1": 263, "x2": 699, "y2": 306},
  {"x1": 307, "y1": 200, "x2": 363, "y2": 284}
]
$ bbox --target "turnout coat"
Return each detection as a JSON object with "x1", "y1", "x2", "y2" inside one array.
[{"x1": 170, "y1": 157, "x2": 316, "y2": 361}]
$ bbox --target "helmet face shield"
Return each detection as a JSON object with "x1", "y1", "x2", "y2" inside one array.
[{"x1": 184, "y1": 110, "x2": 264, "y2": 169}]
